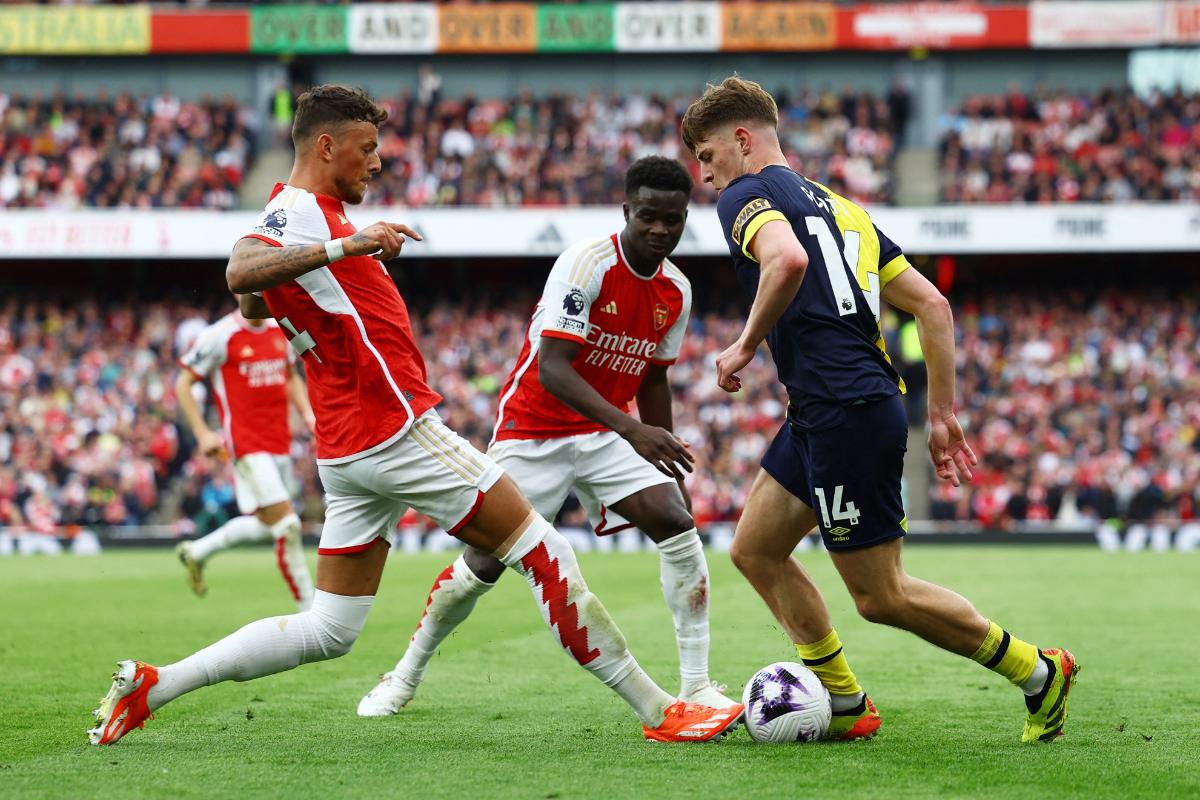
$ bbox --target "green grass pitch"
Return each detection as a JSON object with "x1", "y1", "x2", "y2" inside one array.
[{"x1": 1, "y1": 545, "x2": 1197, "y2": 799}]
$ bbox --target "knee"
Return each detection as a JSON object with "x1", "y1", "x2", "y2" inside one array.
[
  {"x1": 729, "y1": 538, "x2": 773, "y2": 577},
  {"x1": 851, "y1": 590, "x2": 906, "y2": 627},
  {"x1": 647, "y1": 511, "x2": 696, "y2": 542},
  {"x1": 464, "y1": 546, "x2": 506, "y2": 584}
]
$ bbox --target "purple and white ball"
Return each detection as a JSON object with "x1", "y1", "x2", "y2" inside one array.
[{"x1": 741, "y1": 662, "x2": 832, "y2": 743}]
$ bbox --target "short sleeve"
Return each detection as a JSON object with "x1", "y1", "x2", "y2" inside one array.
[
  {"x1": 876, "y1": 226, "x2": 911, "y2": 287},
  {"x1": 652, "y1": 267, "x2": 692, "y2": 365},
  {"x1": 241, "y1": 187, "x2": 331, "y2": 249},
  {"x1": 179, "y1": 324, "x2": 227, "y2": 379},
  {"x1": 539, "y1": 238, "x2": 612, "y2": 344},
  {"x1": 716, "y1": 177, "x2": 789, "y2": 263}
]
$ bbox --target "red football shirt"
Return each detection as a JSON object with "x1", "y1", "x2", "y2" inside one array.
[
  {"x1": 493, "y1": 233, "x2": 692, "y2": 442},
  {"x1": 241, "y1": 184, "x2": 442, "y2": 463},
  {"x1": 179, "y1": 313, "x2": 294, "y2": 459}
]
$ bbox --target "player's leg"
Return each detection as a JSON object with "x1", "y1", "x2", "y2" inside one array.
[
  {"x1": 258, "y1": 454, "x2": 315, "y2": 612},
  {"x1": 830, "y1": 539, "x2": 1075, "y2": 740},
  {"x1": 818, "y1": 396, "x2": 1075, "y2": 741},
  {"x1": 729, "y1": 467, "x2": 877, "y2": 739},
  {"x1": 604, "y1": 471, "x2": 732, "y2": 707},
  {"x1": 176, "y1": 514, "x2": 272, "y2": 597},
  {"x1": 89, "y1": 476, "x2": 397, "y2": 744},
  {"x1": 360, "y1": 439, "x2": 572, "y2": 716},
  {"x1": 396, "y1": 412, "x2": 739, "y2": 740}
]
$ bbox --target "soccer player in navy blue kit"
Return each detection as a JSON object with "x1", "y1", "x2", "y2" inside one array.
[{"x1": 681, "y1": 77, "x2": 1077, "y2": 743}]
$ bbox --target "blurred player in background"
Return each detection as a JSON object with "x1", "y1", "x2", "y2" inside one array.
[
  {"x1": 359, "y1": 156, "x2": 738, "y2": 716},
  {"x1": 174, "y1": 310, "x2": 316, "y2": 612},
  {"x1": 683, "y1": 76, "x2": 1077, "y2": 743},
  {"x1": 88, "y1": 85, "x2": 741, "y2": 746}
]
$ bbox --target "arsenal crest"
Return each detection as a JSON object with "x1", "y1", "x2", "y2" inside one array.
[{"x1": 654, "y1": 303, "x2": 669, "y2": 330}]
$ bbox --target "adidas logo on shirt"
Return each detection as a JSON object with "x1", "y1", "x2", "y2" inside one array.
[{"x1": 601, "y1": 301, "x2": 618, "y2": 314}]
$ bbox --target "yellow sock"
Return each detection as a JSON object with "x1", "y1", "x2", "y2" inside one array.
[
  {"x1": 796, "y1": 630, "x2": 862, "y2": 697},
  {"x1": 970, "y1": 621, "x2": 1038, "y2": 686}
]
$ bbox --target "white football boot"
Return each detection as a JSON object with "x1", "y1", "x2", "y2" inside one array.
[
  {"x1": 357, "y1": 671, "x2": 421, "y2": 717},
  {"x1": 680, "y1": 679, "x2": 741, "y2": 709}
]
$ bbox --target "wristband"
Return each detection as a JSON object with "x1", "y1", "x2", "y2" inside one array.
[{"x1": 325, "y1": 238, "x2": 345, "y2": 263}]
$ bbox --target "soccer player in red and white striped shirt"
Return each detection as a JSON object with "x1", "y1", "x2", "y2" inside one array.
[
  {"x1": 174, "y1": 311, "x2": 316, "y2": 611},
  {"x1": 360, "y1": 157, "x2": 736, "y2": 717},
  {"x1": 88, "y1": 86, "x2": 741, "y2": 746}
]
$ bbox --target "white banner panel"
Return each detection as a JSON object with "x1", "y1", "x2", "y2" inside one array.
[
  {"x1": 614, "y1": 2, "x2": 721, "y2": 51},
  {"x1": 348, "y1": 3, "x2": 437, "y2": 54},
  {"x1": 1030, "y1": 0, "x2": 1165, "y2": 47},
  {"x1": 1, "y1": 204, "x2": 1199, "y2": 259}
]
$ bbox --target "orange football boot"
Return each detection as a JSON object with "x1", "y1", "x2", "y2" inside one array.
[
  {"x1": 824, "y1": 695, "x2": 881, "y2": 740},
  {"x1": 643, "y1": 700, "x2": 744, "y2": 742},
  {"x1": 88, "y1": 661, "x2": 159, "y2": 745}
]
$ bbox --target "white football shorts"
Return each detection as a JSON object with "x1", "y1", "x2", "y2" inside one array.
[
  {"x1": 233, "y1": 452, "x2": 296, "y2": 515},
  {"x1": 488, "y1": 429, "x2": 674, "y2": 535},
  {"x1": 317, "y1": 410, "x2": 504, "y2": 554}
]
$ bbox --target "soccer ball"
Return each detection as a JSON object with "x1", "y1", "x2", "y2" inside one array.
[{"x1": 741, "y1": 662, "x2": 831, "y2": 743}]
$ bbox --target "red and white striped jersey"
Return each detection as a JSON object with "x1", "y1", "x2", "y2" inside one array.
[
  {"x1": 241, "y1": 183, "x2": 442, "y2": 463},
  {"x1": 493, "y1": 233, "x2": 691, "y2": 442},
  {"x1": 179, "y1": 312, "x2": 294, "y2": 459}
]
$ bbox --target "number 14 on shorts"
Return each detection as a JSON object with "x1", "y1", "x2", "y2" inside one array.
[{"x1": 814, "y1": 485, "x2": 859, "y2": 532}]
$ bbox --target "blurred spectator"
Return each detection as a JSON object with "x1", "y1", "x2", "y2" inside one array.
[
  {"x1": 0, "y1": 88, "x2": 256, "y2": 209},
  {"x1": 940, "y1": 84, "x2": 1200, "y2": 203}
]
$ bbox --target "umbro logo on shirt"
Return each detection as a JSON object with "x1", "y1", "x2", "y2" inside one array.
[{"x1": 600, "y1": 301, "x2": 618, "y2": 314}]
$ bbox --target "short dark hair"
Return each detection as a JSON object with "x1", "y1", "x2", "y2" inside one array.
[
  {"x1": 625, "y1": 156, "x2": 694, "y2": 198},
  {"x1": 292, "y1": 85, "x2": 388, "y2": 147},
  {"x1": 680, "y1": 75, "x2": 778, "y2": 154}
]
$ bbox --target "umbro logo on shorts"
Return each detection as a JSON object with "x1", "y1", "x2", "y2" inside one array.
[{"x1": 829, "y1": 527, "x2": 851, "y2": 536}]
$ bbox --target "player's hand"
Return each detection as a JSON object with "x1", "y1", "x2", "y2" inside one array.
[
  {"x1": 928, "y1": 414, "x2": 977, "y2": 487},
  {"x1": 626, "y1": 423, "x2": 695, "y2": 480},
  {"x1": 195, "y1": 429, "x2": 225, "y2": 460},
  {"x1": 302, "y1": 410, "x2": 317, "y2": 437},
  {"x1": 716, "y1": 340, "x2": 755, "y2": 393},
  {"x1": 343, "y1": 222, "x2": 423, "y2": 261}
]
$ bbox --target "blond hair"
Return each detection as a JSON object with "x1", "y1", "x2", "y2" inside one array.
[{"x1": 680, "y1": 75, "x2": 779, "y2": 154}]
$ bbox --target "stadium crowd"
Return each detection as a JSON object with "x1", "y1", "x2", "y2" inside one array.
[
  {"x1": 0, "y1": 81, "x2": 898, "y2": 210},
  {"x1": 939, "y1": 84, "x2": 1200, "y2": 203},
  {"x1": 0, "y1": 88, "x2": 255, "y2": 210},
  {"x1": 7, "y1": 285, "x2": 1199, "y2": 538}
]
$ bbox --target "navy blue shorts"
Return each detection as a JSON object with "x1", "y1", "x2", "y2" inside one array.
[{"x1": 760, "y1": 394, "x2": 908, "y2": 552}]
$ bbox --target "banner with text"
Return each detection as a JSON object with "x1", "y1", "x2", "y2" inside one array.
[
  {"x1": 348, "y1": 4, "x2": 437, "y2": 53},
  {"x1": 1165, "y1": 1, "x2": 1200, "y2": 42},
  {"x1": 438, "y1": 3, "x2": 536, "y2": 53},
  {"x1": 0, "y1": 5, "x2": 149, "y2": 54},
  {"x1": 1029, "y1": 0, "x2": 1164, "y2": 47},
  {"x1": 722, "y1": 2, "x2": 836, "y2": 51},
  {"x1": 3, "y1": 205, "x2": 1199, "y2": 260},
  {"x1": 536, "y1": 3, "x2": 615, "y2": 51},
  {"x1": 614, "y1": 2, "x2": 721, "y2": 51},
  {"x1": 839, "y1": 3, "x2": 1028, "y2": 50},
  {"x1": 250, "y1": 5, "x2": 347, "y2": 54}
]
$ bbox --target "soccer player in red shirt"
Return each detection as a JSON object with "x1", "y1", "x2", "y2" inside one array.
[
  {"x1": 174, "y1": 311, "x2": 316, "y2": 611},
  {"x1": 359, "y1": 156, "x2": 737, "y2": 716},
  {"x1": 88, "y1": 86, "x2": 741, "y2": 746}
]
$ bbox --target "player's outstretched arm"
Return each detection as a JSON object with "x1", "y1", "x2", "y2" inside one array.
[
  {"x1": 880, "y1": 267, "x2": 977, "y2": 486},
  {"x1": 226, "y1": 222, "x2": 421, "y2": 294},
  {"x1": 539, "y1": 337, "x2": 693, "y2": 479},
  {"x1": 716, "y1": 220, "x2": 808, "y2": 393}
]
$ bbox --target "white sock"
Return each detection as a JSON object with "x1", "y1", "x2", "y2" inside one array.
[
  {"x1": 655, "y1": 529, "x2": 710, "y2": 690},
  {"x1": 829, "y1": 692, "x2": 865, "y2": 713},
  {"x1": 189, "y1": 515, "x2": 272, "y2": 562},
  {"x1": 146, "y1": 590, "x2": 374, "y2": 711},
  {"x1": 1020, "y1": 654, "x2": 1051, "y2": 696},
  {"x1": 498, "y1": 514, "x2": 675, "y2": 727},
  {"x1": 270, "y1": 513, "x2": 314, "y2": 612},
  {"x1": 396, "y1": 554, "x2": 495, "y2": 682}
]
